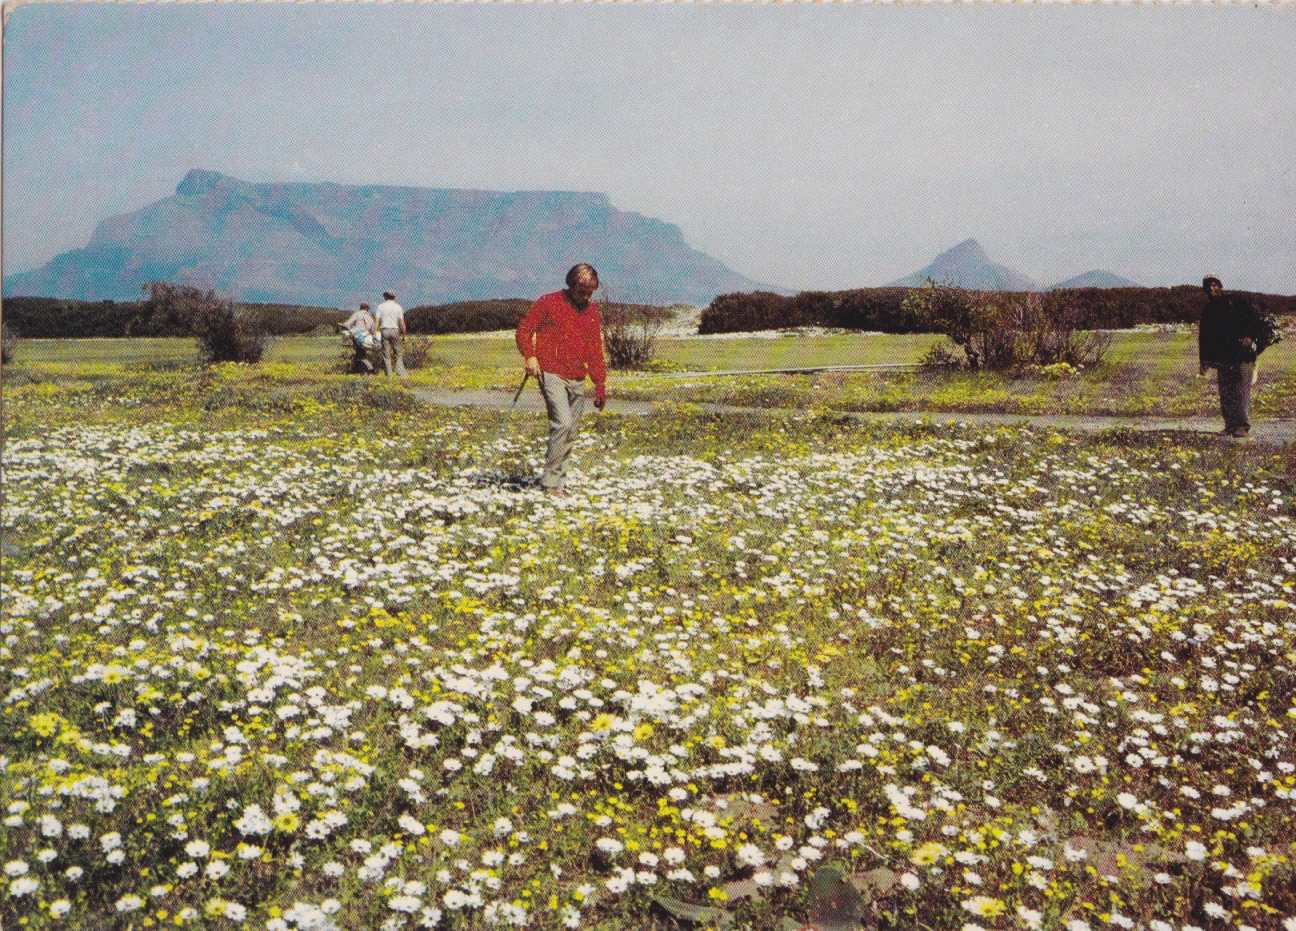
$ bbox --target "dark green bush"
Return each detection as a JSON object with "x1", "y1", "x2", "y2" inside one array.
[
  {"x1": 903, "y1": 283, "x2": 1112, "y2": 371},
  {"x1": 143, "y1": 282, "x2": 269, "y2": 364},
  {"x1": 602, "y1": 300, "x2": 665, "y2": 370}
]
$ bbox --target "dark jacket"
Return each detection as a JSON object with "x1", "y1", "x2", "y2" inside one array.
[{"x1": 1199, "y1": 294, "x2": 1263, "y2": 369}]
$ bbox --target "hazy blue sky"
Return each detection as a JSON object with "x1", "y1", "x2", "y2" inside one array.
[{"x1": 4, "y1": 5, "x2": 1294, "y2": 292}]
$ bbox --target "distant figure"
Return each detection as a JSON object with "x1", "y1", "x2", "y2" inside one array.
[
  {"x1": 342, "y1": 302, "x2": 377, "y2": 373},
  {"x1": 515, "y1": 264, "x2": 607, "y2": 497},
  {"x1": 1198, "y1": 276, "x2": 1264, "y2": 438},
  {"x1": 375, "y1": 291, "x2": 407, "y2": 377}
]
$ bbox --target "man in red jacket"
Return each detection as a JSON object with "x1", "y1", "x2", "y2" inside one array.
[{"x1": 515, "y1": 264, "x2": 608, "y2": 496}]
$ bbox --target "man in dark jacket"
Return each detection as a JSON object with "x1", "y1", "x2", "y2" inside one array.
[{"x1": 1198, "y1": 276, "x2": 1264, "y2": 438}]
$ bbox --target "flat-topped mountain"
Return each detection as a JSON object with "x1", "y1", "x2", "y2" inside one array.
[
  {"x1": 4, "y1": 170, "x2": 766, "y2": 306},
  {"x1": 887, "y1": 238, "x2": 1039, "y2": 291}
]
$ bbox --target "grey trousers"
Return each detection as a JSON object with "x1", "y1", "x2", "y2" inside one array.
[
  {"x1": 538, "y1": 372, "x2": 586, "y2": 489},
  {"x1": 1217, "y1": 363, "x2": 1253, "y2": 432},
  {"x1": 381, "y1": 329, "x2": 406, "y2": 377}
]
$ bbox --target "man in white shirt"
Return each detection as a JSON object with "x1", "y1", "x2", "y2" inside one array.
[{"x1": 374, "y1": 291, "x2": 407, "y2": 377}]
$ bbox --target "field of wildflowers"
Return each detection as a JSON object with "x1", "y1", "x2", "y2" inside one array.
[{"x1": 2, "y1": 370, "x2": 1295, "y2": 930}]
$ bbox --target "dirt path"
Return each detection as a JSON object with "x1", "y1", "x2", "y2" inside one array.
[{"x1": 413, "y1": 388, "x2": 1296, "y2": 446}]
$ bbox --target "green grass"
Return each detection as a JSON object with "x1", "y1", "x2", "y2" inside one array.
[{"x1": 10, "y1": 329, "x2": 1296, "y2": 418}]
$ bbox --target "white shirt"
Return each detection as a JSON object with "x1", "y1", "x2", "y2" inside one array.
[{"x1": 375, "y1": 299, "x2": 404, "y2": 329}]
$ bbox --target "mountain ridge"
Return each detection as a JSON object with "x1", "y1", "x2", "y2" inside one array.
[
  {"x1": 888, "y1": 240, "x2": 1145, "y2": 292},
  {"x1": 5, "y1": 170, "x2": 767, "y2": 306}
]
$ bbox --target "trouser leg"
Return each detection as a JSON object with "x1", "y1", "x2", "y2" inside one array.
[
  {"x1": 381, "y1": 330, "x2": 397, "y2": 376},
  {"x1": 1218, "y1": 364, "x2": 1252, "y2": 432},
  {"x1": 539, "y1": 373, "x2": 585, "y2": 489},
  {"x1": 1235, "y1": 363, "x2": 1253, "y2": 431}
]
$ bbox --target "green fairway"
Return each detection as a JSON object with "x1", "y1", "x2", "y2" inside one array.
[{"x1": 9, "y1": 328, "x2": 1295, "y2": 418}]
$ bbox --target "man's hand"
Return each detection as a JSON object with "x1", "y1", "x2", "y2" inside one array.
[
  {"x1": 525, "y1": 356, "x2": 541, "y2": 377},
  {"x1": 594, "y1": 384, "x2": 606, "y2": 411}
]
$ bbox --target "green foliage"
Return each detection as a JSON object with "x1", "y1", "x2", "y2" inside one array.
[
  {"x1": 601, "y1": 298, "x2": 666, "y2": 370},
  {"x1": 918, "y1": 340, "x2": 960, "y2": 370},
  {"x1": 700, "y1": 288, "x2": 923, "y2": 335},
  {"x1": 143, "y1": 282, "x2": 270, "y2": 365},
  {"x1": 0, "y1": 295, "x2": 343, "y2": 339},
  {"x1": 399, "y1": 335, "x2": 439, "y2": 371},
  {"x1": 903, "y1": 282, "x2": 1112, "y2": 371},
  {"x1": 702, "y1": 284, "x2": 1296, "y2": 335},
  {"x1": 405, "y1": 298, "x2": 533, "y2": 334}
]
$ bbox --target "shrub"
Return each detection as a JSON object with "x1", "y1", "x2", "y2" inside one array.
[
  {"x1": 143, "y1": 282, "x2": 269, "y2": 364},
  {"x1": 918, "y1": 341, "x2": 960, "y2": 370},
  {"x1": 400, "y1": 336, "x2": 438, "y2": 370},
  {"x1": 904, "y1": 282, "x2": 1111, "y2": 371},
  {"x1": 601, "y1": 297, "x2": 664, "y2": 370},
  {"x1": 1, "y1": 322, "x2": 16, "y2": 364},
  {"x1": 1021, "y1": 293, "x2": 1112, "y2": 368}
]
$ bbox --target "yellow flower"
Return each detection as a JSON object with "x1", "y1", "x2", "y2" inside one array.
[
  {"x1": 962, "y1": 896, "x2": 1007, "y2": 918},
  {"x1": 28, "y1": 712, "x2": 63, "y2": 738},
  {"x1": 910, "y1": 841, "x2": 949, "y2": 866},
  {"x1": 272, "y1": 812, "x2": 300, "y2": 833}
]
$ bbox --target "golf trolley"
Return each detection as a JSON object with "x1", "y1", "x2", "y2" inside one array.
[{"x1": 340, "y1": 325, "x2": 380, "y2": 374}]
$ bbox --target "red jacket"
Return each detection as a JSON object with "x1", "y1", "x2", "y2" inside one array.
[{"x1": 515, "y1": 291, "x2": 606, "y2": 389}]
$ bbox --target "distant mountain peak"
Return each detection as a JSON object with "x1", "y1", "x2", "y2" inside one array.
[
  {"x1": 1049, "y1": 269, "x2": 1138, "y2": 290},
  {"x1": 5, "y1": 171, "x2": 771, "y2": 305},
  {"x1": 939, "y1": 238, "x2": 990, "y2": 263},
  {"x1": 887, "y1": 238, "x2": 1037, "y2": 291}
]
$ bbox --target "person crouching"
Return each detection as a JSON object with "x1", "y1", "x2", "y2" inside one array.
[
  {"x1": 342, "y1": 302, "x2": 378, "y2": 373},
  {"x1": 515, "y1": 264, "x2": 607, "y2": 497}
]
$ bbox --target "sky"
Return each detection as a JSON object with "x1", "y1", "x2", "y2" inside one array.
[{"x1": 3, "y1": 4, "x2": 1294, "y2": 293}]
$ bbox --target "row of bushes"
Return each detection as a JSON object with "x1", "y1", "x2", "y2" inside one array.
[
  {"x1": 405, "y1": 299, "x2": 532, "y2": 335},
  {"x1": 699, "y1": 288, "x2": 918, "y2": 334},
  {"x1": 698, "y1": 285, "x2": 1296, "y2": 335},
  {"x1": 1, "y1": 296, "x2": 347, "y2": 339},
  {"x1": 3, "y1": 294, "x2": 674, "y2": 340},
  {"x1": 405, "y1": 298, "x2": 670, "y2": 335}
]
